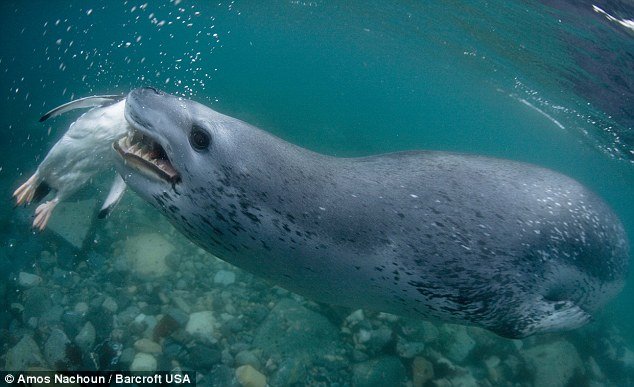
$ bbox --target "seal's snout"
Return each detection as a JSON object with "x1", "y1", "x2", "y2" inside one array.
[
  {"x1": 144, "y1": 86, "x2": 164, "y2": 95},
  {"x1": 127, "y1": 87, "x2": 165, "y2": 104}
]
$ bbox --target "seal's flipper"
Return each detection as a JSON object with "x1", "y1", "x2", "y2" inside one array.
[
  {"x1": 39, "y1": 94, "x2": 125, "y2": 122},
  {"x1": 98, "y1": 174, "x2": 126, "y2": 219},
  {"x1": 493, "y1": 299, "x2": 592, "y2": 338}
]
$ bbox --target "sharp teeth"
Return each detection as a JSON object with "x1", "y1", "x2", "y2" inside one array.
[
  {"x1": 129, "y1": 144, "x2": 139, "y2": 152},
  {"x1": 126, "y1": 136, "x2": 132, "y2": 147}
]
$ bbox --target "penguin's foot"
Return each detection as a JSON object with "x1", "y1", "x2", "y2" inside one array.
[
  {"x1": 13, "y1": 173, "x2": 39, "y2": 206},
  {"x1": 33, "y1": 198, "x2": 58, "y2": 231}
]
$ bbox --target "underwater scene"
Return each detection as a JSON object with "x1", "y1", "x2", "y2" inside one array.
[{"x1": 1, "y1": 0, "x2": 633, "y2": 386}]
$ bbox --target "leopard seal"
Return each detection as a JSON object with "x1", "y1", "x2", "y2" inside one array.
[{"x1": 113, "y1": 87, "x2": 629, "y2": 338}]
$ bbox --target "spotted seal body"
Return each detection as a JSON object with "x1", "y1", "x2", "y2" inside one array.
[{"x1": 114, "y1": 88, "x2": 629, "y2": 338}]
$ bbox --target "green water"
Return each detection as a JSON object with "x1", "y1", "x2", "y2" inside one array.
[{"x1": 1, "y1": 0, "x2": 633, "y2": 385}]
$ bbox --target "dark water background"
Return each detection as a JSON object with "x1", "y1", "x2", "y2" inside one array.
[{"x1": 0, "y1": 0, "x2": 633, "y2": 384}]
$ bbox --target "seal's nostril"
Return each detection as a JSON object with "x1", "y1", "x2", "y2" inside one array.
[{"x1": 145, "y1": 87, "x2": 162, "y2": 95}]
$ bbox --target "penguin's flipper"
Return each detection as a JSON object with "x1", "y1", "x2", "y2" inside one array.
[
  {"x1": 39, "y1": 94, "x2": 125, "y2": 122},
  {"x1": 98, "y1": 174, "x2": 126, "y2": 219}
]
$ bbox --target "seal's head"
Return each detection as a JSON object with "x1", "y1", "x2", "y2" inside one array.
[{"x1": 113, "y1": 87, "x2": 232, "y2": 202}]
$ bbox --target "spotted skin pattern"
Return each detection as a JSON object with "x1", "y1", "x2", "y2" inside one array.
[{"x1": 114, "y1": 88, "x2": 629, "y2": 338}]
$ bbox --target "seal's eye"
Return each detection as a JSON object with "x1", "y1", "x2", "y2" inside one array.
[{"x1": 190, "y1": 126, "x2": 210, "y2": 151}]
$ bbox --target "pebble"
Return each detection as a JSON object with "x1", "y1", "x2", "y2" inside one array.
[
  {"x1": 167, "y1": 307, "x2": 190, "y2": 327},
  {"x1": 130, "y1": 353, "x2": 157, "y2": 372},
  {"x1": 214, "y1": 270, "x2": 236, "y2": 286},
  {"x1": 270, "y1": 357, "x2": 306, "y2": 386},
  {"x1": 185, "y1": 311, "x2": 216, "y2": 342},
  {"x1": 443, "y1": 325, "x2": 475, "y2": 363},
  {"x1": 74, "y1": 321, "x2": 96, "y2": 351},
  {"x1": 4, "y1": 336, "x2": 45, "y2": 370},
  {"x1": 352, "y1": 356, "x2": 406, "y2": 387},
  {"x1": 22, "y1": 287, "x2": 52, "y2": 322},
  {"x1": 522, "y1": 340, "x2": 582, "y2": 387},
  {"x1": 102, "y1": 297, "x2": 118, "y2": 313},
  {"x1": 352, "y1": 349, "x2": 369, "y2": 362},
  {"x1": 346, "y1": 309, "x2": 365, "y2": 325},
  {"x1": 235, "y1": 364, "x2": 267, "y2": 387},
  {"x1": 365, "y1": 326, "x2": 393, "y2": 352},
  {"x1": 153, "y1": 314, "x2": 180, "y2": 340},
  {"x1": 412, "y1": 357, "x2": 434, "y2": 387},
  {"x1": 61, "y1": 311, "x2": 84, "y2": 337},
  {"x1": 235, "y1": 350, "x2": 261, "y2": 370},
  {"x1": 397, "y1": 339, "x2": 425, "y2": 358},
  {"x1": 44, "y1": 329, "x2": 71, "y2": 369},
  {"x1": 172, "y1": 295, "x2": 192, "y2": 314},
  {"x1": 209, "y1": 364, "x2": 235, "y2": 386},
  {"x1": 484, "y1": 356, "x2": 501, "y2": 382},
  {"x1": 118, "y1": 348, "x2": 136, "y2": 368},
  {"x1": 587, "y1": 356, "x2": 604, "y2": 380},
  {"x1": 183, "y1": 344, "x2": 221, "y2": 370},
  {"x1": 134, "y1": 338, "x2": 162, "y2": 354},
  {"x1": 221, "y1": 348, "x2": 234, "y2": 366},
  {"x1": 18, "y1": 272, "x2": 42, "y2": 288}
]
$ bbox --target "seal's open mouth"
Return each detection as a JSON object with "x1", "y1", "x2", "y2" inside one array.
[{"x1": 114, "y1": 129, "x2": 180, "y2": 183}]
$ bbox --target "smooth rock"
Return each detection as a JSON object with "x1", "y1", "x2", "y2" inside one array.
[
  {"x1": 222, "y1": 348, "x2": 234, "y2": 365},
  {"x1": 125, "y1": 233, "x2": 173, "y2": 278},
  {"x1": 620, "y1": 347, "x2": 634, "y2": 369},
  {"x1": 484, "y1": 356, "x2": 501, "y2": 382},
  {"x1": 443, "y1": 325, "x2": 475, "y2": 363},
  {"x1": 167, "y1": 307, "x2": 190, "y2": 327},
  {"x1": 185, "y1": 311, "x2": 216, "y2": 342},
  {"x1": 130, "y1": 353, "x2": 157, "y2": 372},
  {"x1": 346, "y1": 309, "x2": 365, "y2": 325},
  {"x1": 18, "y1": 272, "x2": 42, "y2": 288},
  {"x1": 102, "y1": 297, "x2": 118, "y2": 313},
  {"x1": 153, "y1": 314, "x2": 180, "y2": 340},
  {"x1": 74, "y1": 302, "x2": 89, "y2": 315},
  {"x1": 352, "y1": 356, "x2": 407, "y2": 387},
  {"x1": 235, "y1": 350, "x2": 261, "y2": 370},
  {"x1": 396, "y1": 338, "x2": 425, "y2": 358},
  {"x1": 447, "y1": 371, "x2": 479, "y2": 387},
  {"x1": 4, "y1": 336, "x2": 45, "y2": 370},
  {"x1": 61, "y1": 310, "x2": 84, "y2": 337},
  {"x1": 587, "y1": 356, "x2": 604, "y2": 380},
  {"x1": 74, "y1": 321, "x2": 96, "y2": 351},
  {"x1": 208, "y1": 365, "x2": 236, "y2": 386},
  {"x1": 253, "y1": 298, "x2": 340, "y2": 361},
  {"x1": 183, "y1": 344, "x2": 222, "y2": 371},
  {"x1": 44, "y1": 329, "x2": 71, "y2": 369},
  {"x1": 22, "y1": 287, "x2": 53, "y2": 323},
  {"x1": 522, "y1": 340, "x2": 583, "y2": 387},
  {"x1": 134, "y1": 338, "x2": 162, "y2": 354},
  {"x1": 270, "y1": 357, "x2": 306, "y2": 386},
  {"x1": 352, "y1": 349, "x2": 369, "y2": 362},
  {"x1": 235, "y1": 364, "x2": 267, "y2": 387},
  {"x1": 119, "y1": 347, "x2": 136, "y2": 368},
  {"x1": 401, "y1": 318, "x2": 439, "y2": 343},
  {"x1": 366, "y1": 326, "x2": 393, "y2": 352},
  {"x1": 412, "y1": 357, "x2": 434, "y2": 387},
  {"x1": 214, "y1": 270, "x2": 236, "y2": 286},
  {"x1": 41, "y1": 304, "x2": 64, "y2": 326}
]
